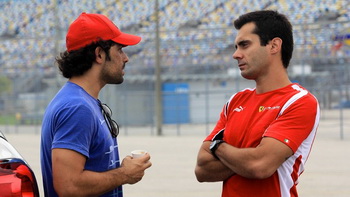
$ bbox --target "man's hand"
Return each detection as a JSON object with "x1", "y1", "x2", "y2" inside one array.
[
  {"x1": 195, "y1": 141, "x2": 234, "y2": 182},
  {"x1": 119, "y1": 153, "x2": 152, "y2": 184}
]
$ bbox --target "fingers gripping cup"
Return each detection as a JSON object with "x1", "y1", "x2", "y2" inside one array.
[{"x1": 131, "y1": 150, "x2": 147, "y2": 158}]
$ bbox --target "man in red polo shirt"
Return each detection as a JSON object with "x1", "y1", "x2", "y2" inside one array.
[{"x1": 195, "y1": 10, "x2": 320, "y2": 197}]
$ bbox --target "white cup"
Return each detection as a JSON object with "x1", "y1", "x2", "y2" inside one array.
[{"x1": 131, "y1": 150, "x2": 147, "y2": 158}]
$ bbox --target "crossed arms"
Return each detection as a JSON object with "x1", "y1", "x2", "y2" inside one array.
[{"x1": 195, "y1": 137, "x2": 293, "y2": 182}]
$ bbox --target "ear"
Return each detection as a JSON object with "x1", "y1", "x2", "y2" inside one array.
[
  {"x1": 94, "y1": 47, "x2": 104, "y2": 64},
  {"x1": 270, "y1": 37, "x2": 282, "y2": 55}
]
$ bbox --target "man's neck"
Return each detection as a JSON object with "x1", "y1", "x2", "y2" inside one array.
[
  {"x1": 69, "y1": 75, "x2": 103, "y2": 99},
  {"x1": 255, "y1": 68, "x2": 292, "y2": 94}
]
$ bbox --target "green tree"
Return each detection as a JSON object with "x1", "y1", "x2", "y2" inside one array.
[{"x1": 0, "y1": 76, "x2": 12, "y2": 96}]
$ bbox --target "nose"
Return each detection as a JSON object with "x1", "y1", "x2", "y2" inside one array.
[
  {"x1": 123, "y1": 52, "x2": 129, "y2": 63},
  {"x1": 232, "y1": 49, "x2": 241, "y2": 60}
]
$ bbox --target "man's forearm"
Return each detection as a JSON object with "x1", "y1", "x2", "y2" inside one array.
[
  {"x1": 54, "y1": 167, "x2": 128, "y2": 197},
  {"x1": 195, "y1": 142, "x2": 235, "y2": 182},
  {"x1": 195, "y1": 160, "x2": 234, "y2": 182}
]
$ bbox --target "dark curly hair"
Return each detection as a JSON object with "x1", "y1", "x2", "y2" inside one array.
[
  {"x1": 56, "y1": 40, "x2": 117, "y2": 78},
  {"x1": 234, "y1": 10, "x2": 294, "y2": 68}
]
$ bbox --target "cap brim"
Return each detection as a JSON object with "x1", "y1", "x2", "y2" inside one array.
[{"x1": 112, "y1": 32, "x2": 141, "y2": 46}]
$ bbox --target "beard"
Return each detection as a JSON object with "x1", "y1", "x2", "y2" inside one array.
[
  {"x1": 101, "y1": 66, "x2": 124, "y2": 85},
  {"x1": 106, "y1": 73, "x2": 124, "y2": 84}
]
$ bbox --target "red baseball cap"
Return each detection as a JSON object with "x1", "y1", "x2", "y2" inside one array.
[{"x1": 66, "y1": 12, "x2": 141, "y2": 52}]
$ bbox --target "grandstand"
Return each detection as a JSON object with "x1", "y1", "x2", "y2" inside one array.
[{"x1": 0, "y1": 0, "x2": 349, "y2": 127}]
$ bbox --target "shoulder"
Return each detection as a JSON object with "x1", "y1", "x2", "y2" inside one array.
[
  {"x1": 227, "y1": 87, "x2": 255, "y2": 103},
  {"x1": 279, "y1": 84, "x2": 319, "y2": 117},
  {"x1": 286, "y1": 84, "x2": 318, "y2": 107},
  {"x1": 45, "y1": 91, "x2": 97, "y2": 123},
  {"x1": 220, "y1": 88, "x2": 256, "y2": 116}
]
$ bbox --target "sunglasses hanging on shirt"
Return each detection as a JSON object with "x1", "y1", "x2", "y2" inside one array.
[{"x1": 98, "y1": 100, "x2": 120, "y2": 138}]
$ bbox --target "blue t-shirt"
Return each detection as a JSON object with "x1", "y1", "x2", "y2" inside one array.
[{"x1": 40, "y1": 81, "x2": 122, "y2": 197}]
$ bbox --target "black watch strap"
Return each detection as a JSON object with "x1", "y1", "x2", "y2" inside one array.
[{"x1": 210, "y1": 140, "x2": 224, "y2": 159}]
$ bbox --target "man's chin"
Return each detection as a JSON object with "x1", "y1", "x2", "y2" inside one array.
[
  {"x1": 108, "y1": 78, "x2": 124, "y2": 85},
  {"x1": 241, "y1": 72, "x2": 255, "y2": 80},
  {"x1": 116, "y1": 78, "x2": 124, "y2": 84}
]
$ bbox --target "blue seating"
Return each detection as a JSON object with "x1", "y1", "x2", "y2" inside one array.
[{"x1": 0, "y1": 0, "x2": 349, "y2": 75}]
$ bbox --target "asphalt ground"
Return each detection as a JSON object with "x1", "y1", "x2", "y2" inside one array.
[{"x1": 2, "y1": 109, "x2": 350, "y2": 197}]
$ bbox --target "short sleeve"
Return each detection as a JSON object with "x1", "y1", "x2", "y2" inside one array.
[
  {"x1": 263, "y1": 94, "x2": 319, "y2": 152},
  {"x1": 52, "y1": 104, "x2": 95, "y2": 158},
  {"x1": 205, "y1": 104, "x2": 228, "y2": 141}
]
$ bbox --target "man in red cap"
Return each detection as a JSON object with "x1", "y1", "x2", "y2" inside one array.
[{"x1": 40, "y1": 13, "x2": 152, "y2": 197}]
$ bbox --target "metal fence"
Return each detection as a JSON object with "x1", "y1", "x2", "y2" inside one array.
[{"x1": 0, "y1": 21, "x2": 349, "y2": 137}]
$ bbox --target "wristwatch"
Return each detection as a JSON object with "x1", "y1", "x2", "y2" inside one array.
[{"x1": 210, "y1": 140, "x2": 225, "y2": 160}]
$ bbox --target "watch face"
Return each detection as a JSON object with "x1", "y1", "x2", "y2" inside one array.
[{"x1": 210, "y1": 141, "x2": 217, "y2": 150}]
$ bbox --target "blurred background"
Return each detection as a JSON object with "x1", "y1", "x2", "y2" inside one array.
[
  {"x1": 0, "y1": 0, "x2": 349, "y2": 137},
  {"x1": 1, "y1": 1, "x2": 350, "y2": 196}
]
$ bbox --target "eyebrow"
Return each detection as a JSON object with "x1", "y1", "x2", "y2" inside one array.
[
  {"x1": 235, "y1": 40, "x2": 251, "y2": 49},
  {"x1": 113, "y1": 43, "x2": 127, "y2": 48}
]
